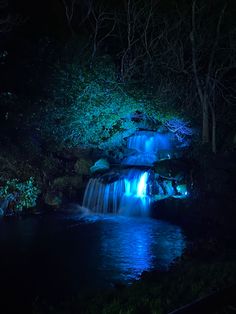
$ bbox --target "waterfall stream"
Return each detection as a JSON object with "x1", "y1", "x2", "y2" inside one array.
[{"x1": 82, "y1": 131, "x2": 187, "y2": 215}]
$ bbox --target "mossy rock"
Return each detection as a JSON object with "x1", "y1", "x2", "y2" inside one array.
[
  {"x1": 74, "y1": 158, "x2": 93, "y2": 176},
  {"x1": 52, "y1": 175, "x2": 84, "y2": 190},
  {"x1": 44, "y1": 191, "x2": 63, "y2": 207}
]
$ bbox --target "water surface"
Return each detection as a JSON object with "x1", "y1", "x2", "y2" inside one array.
[{"x1": 0, "y1": 212, "x2": 185, "y2": 309}]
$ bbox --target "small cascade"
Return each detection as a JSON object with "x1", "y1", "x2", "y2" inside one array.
[
  {"x1": 82, "y1": 178, "x2": 124, "y2": 214},
  {"x1": 82, "y1": 129, "x2": 188, "y2": 216},
  {"x1": 82, "y1": 169, "x2": 150, "y2": 216},
  {"x1": 122, "y1": 131, "x2": 174, "y2": 166}
]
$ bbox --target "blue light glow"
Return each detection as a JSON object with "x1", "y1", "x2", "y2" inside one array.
[
  {"x1": 82, "y1": 129, "x2": 190, "y2": 216},
  {"x1": 122, "y1": 131, "x2": 175, "y2": 166},
  {"x1": 83, "y1": 169, "x2": 151, "y2": 216},
  {"x1": 94, "y1": 215, "x2": 186, "y2": 282},
  {"x1": 137, "y1": 172, "x2": 148, "y2": 197},
  {"x1": 175, "y1": 184, "x2": 188, "y2": 198}
]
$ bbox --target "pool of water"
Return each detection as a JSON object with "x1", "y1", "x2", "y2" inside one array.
[{"x1": 0, "y1": 211, "x2": 185, "y2": 310}]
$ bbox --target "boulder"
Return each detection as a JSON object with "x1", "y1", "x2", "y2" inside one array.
[
  {"x1": 74, "y1": 158, "x2": 93, "y2": 176},
  {"x1": 153, "y1": 158, "x2": 194, "y2": 182},
  {"x1": 52, "y1": 175, "x2": 84, "y2": 190},
  {"x1": 44, "y1": 191, "x2": 63, "y2": 208},
  {"x1": 90, "y1": 158, "x2": 110, "y2": 174}
]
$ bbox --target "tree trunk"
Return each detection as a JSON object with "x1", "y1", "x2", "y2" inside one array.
[
  {"x1": 202, "y1": 101, "x2": 209, "y2": 144},
  {"x1": 210, "y1": 104, "x2": 216, "y2": 153}
]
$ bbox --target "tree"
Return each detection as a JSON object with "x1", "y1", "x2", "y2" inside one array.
[
  {"x1": 190, "y1": 0, "x2": 236, "y2": 152},
  {"x1": 0, "y1": 0, "x2": 21, "y2": 33},
  {"x1": 35, "y1": 57, "x2": 140, "y2": 151},
  {"x1": 32, "y1": 55, "x2": 191, "y2": 154}
]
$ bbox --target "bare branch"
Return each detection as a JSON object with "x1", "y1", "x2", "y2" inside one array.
[
  {"x1": 190, "y1": 0, "x2": 204, "y2": 104},
  {"x1": 0, "y1": 0, "x2": 22, "y2": 33}
]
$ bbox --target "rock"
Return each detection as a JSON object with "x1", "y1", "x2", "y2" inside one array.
[
  {"x1": 0, "y1": 194, "x2": 17, "y2": 215},
  {"x1": 122, "y1": 147, "x2": 137, "y2": 157},
  {"x1": 153, "y1": 158, "x2": 193, "y2": 182},
  {"x1": 44, "y1": 191, "x2": 63, "y2": 207},
  {"x1": 90, "y1": 158, "x2": 110, "y2": 173},
  {"x1": 52, "y1": 175, "x2": 84, "y2": 190},
  {"x1": 53, "y1": 148, "x2": 96, "y2": 160},
  {"x1": 74, "y1": 158, "x2": 93, "y2": 176}
]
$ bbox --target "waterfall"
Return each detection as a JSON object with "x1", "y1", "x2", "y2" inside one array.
[
  {"x1": 82, "y1": 130, "x2": 188, "y2": 216},
  {"x1": 82, "y1": 169, "x2": 150, "y2": 216},
  {"x1": 122, "y1": 131, "x2": 174, "y2": 166}
]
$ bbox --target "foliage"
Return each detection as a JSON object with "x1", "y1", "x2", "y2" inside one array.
[
  {"x1": 34, "y1": 56, "x2": 191, "y2": 153},
  {"x1": 36, "y1": 57, "x2": 139, "y2": 151},
  {"x1": 0, "y1": 177, "x2": 40, "y2": 210}
]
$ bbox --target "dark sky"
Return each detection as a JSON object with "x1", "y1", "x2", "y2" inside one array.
[
  {"x1": 11, "y1": 0, "x2": 67, "y2": 38},
  {"x1": 9, "y1": 0, "x2": 236, "y2": 40}
]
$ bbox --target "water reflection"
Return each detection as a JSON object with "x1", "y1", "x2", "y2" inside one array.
[
  {"x1": 82, "y1": 215, "x2": 185, "y2": 282},
  {"x1": 0, "y1": 214, "x2": 186, "y2": 300}
]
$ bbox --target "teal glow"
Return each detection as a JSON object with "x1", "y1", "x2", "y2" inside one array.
[{"x1": 176, "y1": 184, "x2": 188, "y2": 197}]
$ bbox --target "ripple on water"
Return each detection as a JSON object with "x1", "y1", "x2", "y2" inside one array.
[{"x1": 0, "y1": 212, "x2": 186, "y2": 296}]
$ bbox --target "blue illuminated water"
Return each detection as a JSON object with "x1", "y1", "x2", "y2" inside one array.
[
  {"x1": 83, "y1": 169, "x2": 151, "y2": 216},
  {"x1": 0, "y1": 212, "x2": 185, "y2": 307},
  {"x1": 83, "y1": 130, "x2": 188, "y2": 215},
  {"x1": 122, "y1": 131, "x2": 175, "y2": 166}
]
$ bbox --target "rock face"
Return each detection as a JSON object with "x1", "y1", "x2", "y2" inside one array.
[
  {"x1": 52, "y1": 175, "x2": 84, "y2": 191},
  {"x1": 74, "y1": 158, "x2": 93, "y2": 176},
  {"x1": 153, "y1": 159, "x2": 194, "y2": 183},
  {"x1": 44, "y1": 191, "x2": 63, "y2": 208},
  {"x1": 51, "y1": 175, "x2": 86, "y2": 201}
]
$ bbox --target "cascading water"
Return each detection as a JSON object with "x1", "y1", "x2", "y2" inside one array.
[
  {"x1": 122, "y1": 131, "x2": 174, "y2": 166},
  {"x1": 82, "y1": 130, "x2": 187, "y2": 216},
  {"x1": 82, "y1": 169, "x2": 150, "y2": 216}
]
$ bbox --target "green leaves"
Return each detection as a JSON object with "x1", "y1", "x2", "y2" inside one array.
[
  {"x1": 38, "y1": 58, "x2": 141, "y2": 150},
  {"x1": 0, "y1": 177, "x2": 40, "y2": 211},
  {"x1": 35, "y1": 56, "x2": 191, "y2": 153}
]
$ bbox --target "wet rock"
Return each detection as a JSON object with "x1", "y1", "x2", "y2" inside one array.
[
  {"x1": 90, "y1": 158, "x2": 110, "y2": 173},
  {"x1": 122, "y1": 147, "x2": 137, "y2": 157}
]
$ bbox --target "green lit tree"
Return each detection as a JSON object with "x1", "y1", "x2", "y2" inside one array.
[
  {"x1": 34, "y1": 55, "x2": 190, "y2": 153},
  {"x1": 36, "y1": 57, "x2": 140, "y2": 151}
]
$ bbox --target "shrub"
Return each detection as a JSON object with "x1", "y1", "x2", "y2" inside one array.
[{"x1": 0, "y1": 177, "x2": 40, "y2": 211}]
